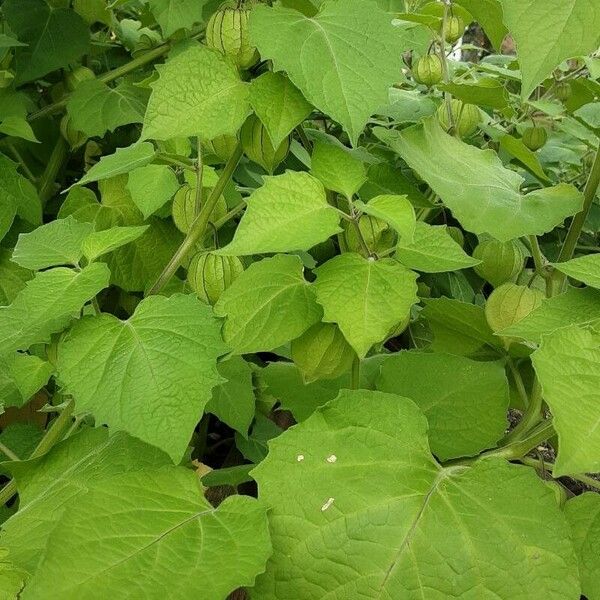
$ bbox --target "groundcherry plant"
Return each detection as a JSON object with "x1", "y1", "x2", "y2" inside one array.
[{"x1": 0, "y1": 0, "x2": 599, "y2": 598}]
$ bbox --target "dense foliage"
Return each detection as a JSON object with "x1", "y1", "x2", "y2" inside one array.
[{"x1": 0, "y1": 0, "x2": 600, "y2": 597}]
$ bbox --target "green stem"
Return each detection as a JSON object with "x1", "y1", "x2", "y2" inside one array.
[
  {"x1": 0, "y1": 442, "x2": 21, "y2": 462},
  {"x1": 296, "y1": 123, "x2": 312, "y2": 152},
  {"x1": 7, "y1": 142, "x2": 36, "y2": 184},
  {"x1": 488, "y1": 419, "x2": 555, "y2": 461},
  {"x1": 147, "y1": 144, "x2": 243, "y2": 295},
  {"x1": 527, "y1": 235, "x2": 548, "y2": 282},
  {"x1": 37, "y1": 137, "x2": 68, "y2": 205},
  {"x1": 351, "y1": 355, "x2": 360, "y2": 390},
  {"x1": 29, "y1": 44, "x2": 173, "y2": 122},
  {"x1": 519, "y1": 456, "x2": 600, "y2": 492},
  {"x1": 503, "y1": 378, "x2": 544, "y2": 444},
  {"x1": 194, "y1": 140, "x2": 204, "y2": 216},
  {"x1": 0, "y1": 399, "x2": 75, "y2": 506},
  {"x1": 156, "y1": 153, "x2": 196, "y2": 171},
  {"x1": 506, "y1": 358, "x2": 529, "y2": 410},
  {"x1": 551, "y1": 143, "x2": 600, "y2": 294}
]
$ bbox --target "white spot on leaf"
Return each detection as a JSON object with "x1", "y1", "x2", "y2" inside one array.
[
  {"x1": 297, "y1": 454, "x2": 305, "y2": 462},
  {"x1": 326, "y1": 454, "x2": 337, "y2": 463},
  {"x1": 321, "y1": 497, "x2": 335, "y2": 512}
]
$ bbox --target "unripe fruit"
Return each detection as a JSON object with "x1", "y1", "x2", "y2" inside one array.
[
  {"x1": 522, "y1": 126, "x2": 548, "y2": 151},
  {"x1": 344, "y1": 215, "x2": 395, "y2": 258},
  {"x1": 205, "y1": 134, "x2": 238, "y2": 162},
  {"x1": 437, "y1": 100, "x2": 481, "y2": 138},
  {"x1": 205, "y1": 3, "x2": 259, "y2": 70},
  {"x1": 473, "y1": 239, "x2": 525, "y2": 287},
  {"x1": 291, "y1": 322, "x2": 355, "y2": 383},
  {"x1": 554, "y1": 81, "x2": 572, "y2": 102},
  {"x1": 412, "y1": 54, "x2": 443, "y2": 87},
  {"x1": 187, "y1": 251, "x2": 244, "y2": 305},
  {"x1": 65, "y1": 66, "x2": 95, "y2": 92},
  {"x1": 485, "y1": 283, "x2": 544, "y2": 337},
  {"x1": 171, "y1": 184, "x2": 228, "y2": 234},
  {"x1": 441, "y1": 15, "x2": 465, "y2": 43},
  {"x1": 60, "y1": 115, "x2": 87, "y2": 149},
  {"x1": 240, "y1": 115, "x2": 290, "y2": 173}
]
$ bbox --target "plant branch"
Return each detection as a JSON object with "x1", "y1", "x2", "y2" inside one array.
[
  {"x1": 488, "y1": 419, "x2": 555, "y2": 461},
  {"x1": 38, "y1": 137, "x2": 68, "y2": 205},
  {"x1": 551, "y1": 142, "x2": 600, "y2": 293},
  {"x1": 147, "y1": 143, "x2": 243, "y2": 295},
  {"x1": 28, "y1": 43, "x2": 174, "y2": 122},
  {"x1": 0, "y1": 399, "x2": 75, "y2": 506},
  {"x1": 502, "y1": 378, "x2": 544, "y2": 444},
  {"x1": 519, "y1": 456, "x2": 600, "y2": 492}
]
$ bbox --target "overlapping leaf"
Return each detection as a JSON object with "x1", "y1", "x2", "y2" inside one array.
[
  {"x1": 214, "y1": 255, "x2": 322, "y2": 354},
  {"x1": 532, "y1": 325, "x2": 600, "y2": 476},
  {"x1": 376, "y1": 118, "x2": 583, "y2": 241},
  {"x1": 250, "y1": 0, "x2": 406, "y2": 144},
  {"x1": 142, "y1": 45, "x2": 251, "y2": 141},
  {"x1": 218, "y1": 171, "x2": 340, "y2": 256},
  {"x1": 56, "y1": 294, "x2": 227, "y2": 462},
  {"x1": 314, "y1": 254, "x2": 418, "y2": 357},
  {"x1": 252, "y1": 389, "x2": 579, "y2": 599}
]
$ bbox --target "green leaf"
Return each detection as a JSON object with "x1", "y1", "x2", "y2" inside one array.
[
  {"x1": 551, "y1": 254, "x2": 600, "y2": 289},
  {"x1": 360, "y1": 163, "x2": 431, "y2": 209},
  {"x1": 355, "y1": 195, "x2": 416, "y2": 244},
  {"x1": 454, "y1": 0, "x2": 507, "y2": 49},
  {"x1": 73, "y1": 143, "x2": 156, "y2": 188},
  {"x1": 57, "y1": 294, "x2": 227, "y2": 462},
  {"x1": 142, "y1": 45, "x2": 251, "y2": 141},
  {"x1": 532, "y1": 325, "x2": 600, "y2": 476},
  {"x1": 0, "y1": 154, "x2": 42, "y2": 234},
  {"x1": 422, "y1": 297, "x2": 502, "y2": 358},
  {"x1": 0, "y1": 423, "x2": 42, "y2": 462},
  {"x1": 0, "y1": 353, "x2": 53, "y2": 409},
  {"x1": 565, "y1": 493, "x2": 600, "y2": 600},
  {"x1": 499, "y1": 134, "x2": 551, "y2": 183},
  {"x1": 126, "y1": 164, "x2": 179, "y2": 218},
  {"x1": 251, "y1": 389, "x2": 579, "y2": 599},
  {"x1": 70, "y1": 177, "x2": 183, "y2": 293},
  {"x1": 207, "y1": 356, "x2": 255, "y2": 436},
  {"x1": 81, "y1": 225, "x2": 149, "y2": 262},
  {"x1": 0, "y1": 116, "x2": 40, "y2": 143},
  {"x1": 314, "y1": 253, "x2": 418, "y2": 357},
  {"x1": 236, "y1": 414, "x2": 282, "y2": 464},
  {"x1": 214, "y1": 254, "x2": 322, "y2": 354},
  {"x1": 395, "y1": 222, "x2": 479, "y2": 273},
  {"x1": 66, "y1": 80, "x2": 149, "y2": 138},
  {"x1": 500, "y1": 287, "x2": 600, "y2": 343},
  {"x1": 0, "y1": 429, "x2": 170, "y2": 571},
  {"x1": 0, "y1": 248, "x2": 31, "y2": 306},
  {"x1": 310, "y1": 139, "x2": 367, "y2": 198},
  {"x1": 259, "y1": 361, "x2": 345, "y2": 422},
  {"x1": 439, "y1": 78, "x2": 510, "y2": 109},
  {"x1": 0, "y1": 264, "x2": 110, "y2": 357},
  {"x1": 249, "y1": 72, "x2": 313, "y2": 149},
  {"x1": 22, "y1": 470, "x2": 270, "y2": 600},
  {"x1": 12, "y1": 216, "x2": 94, "y2": 270},
  {"x1": 3, "y1": 0, "x2": 89, "y2": 84},
  {"x1": 218, "y1": 171, "x2": 340, "y2": 256},
  {"x1": 148, "y1": 0, "x2": 206, "y2": 37},
  {"x1": 499, "y1": 0, "x2": 600, "y2": 99},
  {"x1": 376, "y1": 118, "x2": 583, "y2": 241},
  {"x1": 250, "y1": 0, "x2": 406, "y2": 144},
  {"x1": 377, "y1": 351, "x2": 508, "y2": 460}
]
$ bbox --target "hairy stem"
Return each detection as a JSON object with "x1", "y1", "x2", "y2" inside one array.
[
  {"x1": 147, "y1": 144, "x2": 243, "y2": 295},
  {"x1": 38, "y1": 137, "x2": 68, "y2": 205}
]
